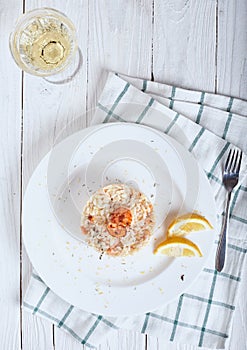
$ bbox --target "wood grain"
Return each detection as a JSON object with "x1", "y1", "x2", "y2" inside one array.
[
  {"x1": 217, "y1": 0, "x2": 247, "y2": 99},
  {"x1": 153, "y1": 0, "x2": 216, "y2": 92},
  {"x1": 55, "y1": 328, "x2": 84, "y2": 350},
  {"x1": 99, "y1": 330, "x2": 146, "y2": 350},
  {"x1": 0, "y1": 2, "x2": 22, "y2": 349},
  {"x1": 87, "y1": 0, "x2": 153, "y2": 113}
]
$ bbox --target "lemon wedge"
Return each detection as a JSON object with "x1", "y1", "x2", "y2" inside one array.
[
  {"x1": 168, "y1": 213, "x2": 213, "y2": 237},
  {"x1": 154, "y1": 236, "x2": 203, "y2": 257}
]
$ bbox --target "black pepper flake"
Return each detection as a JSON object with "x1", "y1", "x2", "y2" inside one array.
[
  {"x1": 99, "y1": 251, "x2": 104, "y2": 260},
  {"x1": 150, "y1": 140, "x2": 154, "y2": 142},
  {"x1": 181, "y1": 274, "x2": 184, "y2": 281}
]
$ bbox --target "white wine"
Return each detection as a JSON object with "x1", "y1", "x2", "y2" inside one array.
[
  {"x1": 10, "y1": 8, "x2": 77, "y2": 76},
  {"x1": 20, "y1": 18, "x2": 71, "y2": 70}
]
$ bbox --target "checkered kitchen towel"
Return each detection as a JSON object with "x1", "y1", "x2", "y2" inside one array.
[{"x1": 23, "y1": 72, "x2": 247, "y2": 349}]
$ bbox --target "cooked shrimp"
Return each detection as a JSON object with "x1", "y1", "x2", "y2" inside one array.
[{"x1": 80, "y1": 184, "x2": 155, "y2": 257}]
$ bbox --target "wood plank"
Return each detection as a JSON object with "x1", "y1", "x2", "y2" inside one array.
[
  {"x1": 87, "y1": 0, "x2": 153, "y2": 112},
  {"x1": 21, "y1": 1, "x2": 88, "y2": 349},
  {"x1": 55, "y1": 328, "x2": 84, "y2": 350},
  {"x1": 153, "y1": 0, "x2": 216, "y2": 92},
  {"x1": 98, "y1": 330, "x2": 146, "y2": 350},
  {"x1": 21, "y1": 312, "x2": 54, "y2": 350},
  {"x1": 0, "y1": 2, "x2": 22, "y2": 349},
  {"x1": 217, "y1": 0, "x2": 247, "y2": 99},
  {"x1": 217, "y1": 2, "x2": 247, "y2": 347}
]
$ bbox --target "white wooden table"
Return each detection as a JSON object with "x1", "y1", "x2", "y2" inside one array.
[{"x1": 1, "y1": 1, "x2": 246, "y2": 349}]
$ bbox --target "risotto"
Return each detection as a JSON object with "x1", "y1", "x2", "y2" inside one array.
[{"x1": 80, "y1": 183, "x2": 155, "y2": 257}]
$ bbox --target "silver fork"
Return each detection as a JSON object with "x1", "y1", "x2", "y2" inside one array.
[{"x1": 215, "y1": 149, "x2": 242, "y2": 272}]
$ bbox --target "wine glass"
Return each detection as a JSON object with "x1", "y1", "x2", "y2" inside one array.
[{"x1": 9, "y1": 8, "x2": 78, "y2": 77}]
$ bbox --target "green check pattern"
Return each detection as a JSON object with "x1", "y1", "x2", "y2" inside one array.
[{"x1": 24, "y1": 73, "x2": 247, "y2": 349}]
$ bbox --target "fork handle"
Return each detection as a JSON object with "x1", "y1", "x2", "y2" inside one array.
[{"x1": 215, "y1": 192, "x2": 231, "y2": 272}]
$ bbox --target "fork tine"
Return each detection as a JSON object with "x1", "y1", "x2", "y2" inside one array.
[
  {"x1": 236, "y1": 150, "x2": 243, "y2": 174},
  {"x1": 228, "y1": 149, "x2": 236, "y2": 172},
  {"x1": 225, "y1": 149, "x2": 232, "y2": 172},
  {"x1": 232, "y1": 150, "x2": 239, "y2": 172}
]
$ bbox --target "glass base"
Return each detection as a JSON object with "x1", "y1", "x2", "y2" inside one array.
[{"x1": 43, "y1": 47, "x2": 83, "y2": 85}]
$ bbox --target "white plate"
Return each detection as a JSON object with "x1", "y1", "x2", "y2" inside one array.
[{"x1": 23, "y1": 123, "x2": 217, "y2": 316}]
